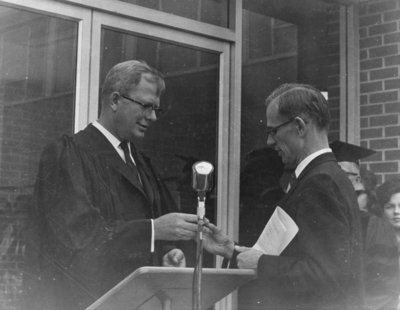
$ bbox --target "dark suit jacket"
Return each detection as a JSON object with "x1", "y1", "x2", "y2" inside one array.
[
  {"x1": 24, "y1": 124, "x2": 178, "y2": 310},
  {"x1": 239, "y1": 153, "x2": 364, "y2": 310}
]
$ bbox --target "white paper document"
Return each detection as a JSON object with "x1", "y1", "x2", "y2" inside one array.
[{"x1": 253, "y1": 206, "x2": 299, "y2": 256}]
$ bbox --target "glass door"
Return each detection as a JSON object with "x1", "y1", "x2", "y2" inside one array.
[
  {"x1": 0, "y1": 1, "x2": 91, "y2": 308},
  {"x1": 90, "y1": 11, "x2": 231, "y2": 267}
]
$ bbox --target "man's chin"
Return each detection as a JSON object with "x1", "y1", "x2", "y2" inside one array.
[{"x1": 132, "y1": 130, "x2": 146, "y2": 139}]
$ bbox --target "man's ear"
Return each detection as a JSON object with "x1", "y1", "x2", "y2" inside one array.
[
  {"x1": 294, "y1": 117, "x2": 307, "y2": 136},
  {"x1": 110, "y1": 92, "x2": 119, "y2": 111}
]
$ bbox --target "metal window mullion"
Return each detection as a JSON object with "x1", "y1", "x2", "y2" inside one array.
[{"x1": 339, "y1": 4, "x2": 360, "y2": 144}]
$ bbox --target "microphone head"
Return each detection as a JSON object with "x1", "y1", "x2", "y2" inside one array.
[{"x1": 192, "y1": 161, "x2": 214, "y2": 193}]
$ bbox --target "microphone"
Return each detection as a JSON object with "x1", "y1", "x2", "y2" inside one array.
[
  {"x1": 192, "y1": 161, "x2": 214, "y2": 219},
  {"x1": 191, "y1": 161, "x2": 214, "y2": 310},
  {"x1": 192, "y1": 161, "x2": 214, "y2": 193}
]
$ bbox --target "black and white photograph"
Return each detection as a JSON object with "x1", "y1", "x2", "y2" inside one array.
[{"x1": 0, "y1": 0, "x2": 399, "y2": 309}]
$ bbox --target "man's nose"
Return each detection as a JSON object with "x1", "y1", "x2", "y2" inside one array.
[
  {"x1": 394, "y1": 205, "x2": 400, "y2": 213},
  {"x1": 147, "y1": 109, "x2": 157, "y2": 121}
]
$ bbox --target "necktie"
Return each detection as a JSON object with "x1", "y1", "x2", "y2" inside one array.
[
  {"x1": 286, "y1": 172, "x2": 297, "y2": 193},
  {"x1": 122, "y1": 142, "x2": 156, "y2": 210},
  {"x1": 120, "y1": 141, "x2": 142, "y2": 185}
]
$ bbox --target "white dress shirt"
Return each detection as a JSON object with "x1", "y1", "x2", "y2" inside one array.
[{"x1": 294, "y1": 148, "x2": 332, "y2": 178}]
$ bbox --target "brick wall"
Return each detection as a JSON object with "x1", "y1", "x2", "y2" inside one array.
[{"x1": 359, "y1": 0, "x2": 400, "y2": 183}]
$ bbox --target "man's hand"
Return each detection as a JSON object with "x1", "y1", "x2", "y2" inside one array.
[
  {"x1": 236, "y1": 246, "x2": 264, "y2": 269},
  {"x1": 202, "y1": 221, "x2": 235, "y2": 259},
  {"x1": 162, "y1": 249, "x2": 186, "y2": 267},
  {"x1": 154, "y1": 213, "x2": 198, "y2": 241}
]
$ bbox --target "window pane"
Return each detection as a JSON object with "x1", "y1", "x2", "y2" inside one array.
[
  {"x1": 101, "y1": 28, "x2": 220, "y2": 267},
  {"x1": 0, "y1": 5, "x2": 78, "y2": 308},
  {"x1": 241, "y1": 10, "x2": 299, "y2": 158},
  {"x1": 119, "y1": 0, "x2": 229, "y2": 27}
]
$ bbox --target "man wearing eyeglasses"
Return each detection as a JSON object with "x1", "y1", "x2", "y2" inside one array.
[
  {"x1": 203, "y1": 83, "x2": 364, "y2": 310},
  {"x1": 25, "y1": 60, "x2": 198, "y2": 310}
]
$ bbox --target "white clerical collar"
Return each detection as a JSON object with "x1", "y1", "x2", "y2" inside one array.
[
  {"x1": 295, "y1": 148, "x2": 332, "y2": 178},
  {"x1": 92, "y1": 120, "x2": 121, "y2": 150}
]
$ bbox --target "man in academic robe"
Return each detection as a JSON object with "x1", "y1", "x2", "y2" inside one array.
[
  {"x1": 24, "y1": 60, "x2": 198, "y2": 310},
  {"x1": 203, "y1": 83, "x2": 364, "y2": 310}
]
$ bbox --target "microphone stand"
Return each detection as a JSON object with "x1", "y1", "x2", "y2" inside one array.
[
  {"x1": 193, "y1": 192, "x2": 206, "y2": 310},
  {"x1": 191, "y1": 161, "x2": 213, "y2": 310}
]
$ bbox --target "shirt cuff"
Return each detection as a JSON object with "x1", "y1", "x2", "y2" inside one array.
[{"x1": 151, "y1": 219, "x2": 155, "y2": 253}]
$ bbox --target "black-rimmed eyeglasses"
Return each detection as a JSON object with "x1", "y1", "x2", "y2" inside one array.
[
  {"x1": 120, "y1": 94, "x2": 164, "y2": 117},
  {"x1": 265, "y1": 118, "x2": 295, "y2": 140}
]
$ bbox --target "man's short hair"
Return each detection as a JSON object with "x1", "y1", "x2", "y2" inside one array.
[
  {"x1": 265, "y1": 83, "x2": 330, "y2": 131},
  {"x1": 101, "y1": 60, "x2": 165, "y2": 101}
]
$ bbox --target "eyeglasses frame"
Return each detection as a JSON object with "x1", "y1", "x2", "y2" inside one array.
[
  {"x1": 119, "y1": 93, "x2": 163, "y2": 116},
  {"x1": 265, "y1": 118, "x2": 296, "y2": 140}
]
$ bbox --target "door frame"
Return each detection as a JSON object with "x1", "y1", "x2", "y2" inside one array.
[{"x1": 89, "y1": 12, "x2": 235, "y2": 252}]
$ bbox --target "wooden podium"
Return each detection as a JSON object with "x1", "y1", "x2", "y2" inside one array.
[{"x1": 86, "y1": 267, "x2": 256, "y2": 310}]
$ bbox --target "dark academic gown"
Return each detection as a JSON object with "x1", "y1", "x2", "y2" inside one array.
[
  {"x1": 238, "y1": 153, "x2": 365, "y2": 310},
  {"x1": 24, "y1": 124, "x2": 178, "y2": 310}
]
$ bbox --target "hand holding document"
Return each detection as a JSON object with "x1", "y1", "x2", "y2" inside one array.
[{"x1": 253, "y1": 206, "x2": 298, "y2": 256}]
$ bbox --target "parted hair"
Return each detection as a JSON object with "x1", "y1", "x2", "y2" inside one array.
[
  {"x1": 265, "y1": 83, "x2": 330, "y2": 131},
  {"x1": 101, "y1": 60, "x2": 165, "y2": 101}
]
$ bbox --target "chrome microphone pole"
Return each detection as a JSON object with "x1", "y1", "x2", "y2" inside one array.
[
  {"x1": 191, "y1": 162, "x2": 214, "y2": 310},
  {"x1": 194, "y1": 191, "x2": 205, "y2": 310}
]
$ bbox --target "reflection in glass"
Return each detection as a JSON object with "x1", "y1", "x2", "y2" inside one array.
[
  {"x1": 241, "y1": 9, "x2": 299, "y2": 158},
  {"x1": 0, "y1": 5, "x2": 78, "y2": 308},
  {"x1": 101, "y1": 28, "x2": 220, "y2": 267}
]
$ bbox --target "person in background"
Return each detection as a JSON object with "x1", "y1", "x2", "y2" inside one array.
[
  {"x1": 203, "y1": 83, "x2": 364, "y2": 310},
  {"x1": 24, "y1": 60, "x2": 198, "y2": 310},
  {"x1": 360, "y1": 166, "x2": 381, "y2": 216},
  {"x1": 330, "y1": 140, "x2": 376, "y2": 212},
  {"x1": 364, "y1": 178, "x2": 400, "y2": 310},
  {"x1": 330, "y1": 140, "x2": 377, "y2": 241}
]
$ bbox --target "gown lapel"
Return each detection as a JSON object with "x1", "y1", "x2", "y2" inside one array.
[{"x1": 84, "y1": 124, "x2": 148, "y2": 199}]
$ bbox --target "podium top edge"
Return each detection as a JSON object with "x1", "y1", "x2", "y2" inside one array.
[
  {"x1": 86, "y1": 267, "x2": 257, "y2": 310},
  {"x1": 132, "y1": 266, "x2": 257, "y2": 277}
]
